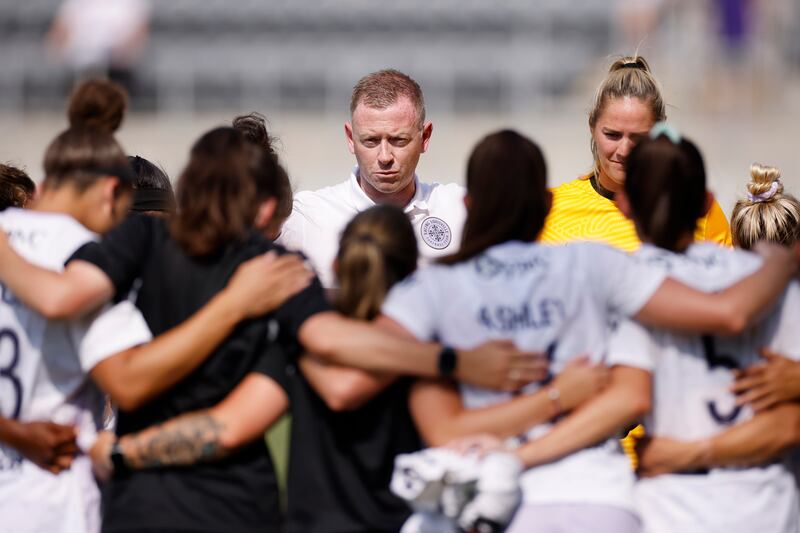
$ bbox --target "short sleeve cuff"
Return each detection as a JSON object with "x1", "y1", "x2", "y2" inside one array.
[
  {"x1": 620, "y1": 268, "x2": 668, "y2": 318},
  {"x1": 79, "y1": 301, "x2": 153, "y2": 373}
]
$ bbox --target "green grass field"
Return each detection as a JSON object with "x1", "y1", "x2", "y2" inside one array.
[{"x1": 265, "y1": 414, "x2": 291, "y2": 508}]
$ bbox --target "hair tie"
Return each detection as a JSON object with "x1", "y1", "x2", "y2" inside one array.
[
  {"x1": 356, "y1": 233, "x2": 376, "y2": 244},
  {"x1": 747, "y1": 180, "x2": 780, "y2": 203},
  {"x1": 131, "y1": 187, "x2": 176, "y2": 213},
  {"x1": 620, "y1": 62, "x2": 645, "y2": 70},
  {"x1": 649, "y1": 122, "x2": 681, "y2": 145}
]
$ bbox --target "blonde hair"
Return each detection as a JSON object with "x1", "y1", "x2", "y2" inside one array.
[
  {"x1": 731, "y1": 163, "x2": 800, "y2": 249},
  {"x1": 589, "y1": 56, "x2": 666, "y2": 177},
  {"x1": 350, "y1": 69, "x2": 426, "y2": 127},
  {"x1": 335, "y1": 205, "x2": 418, "y2": 320}
]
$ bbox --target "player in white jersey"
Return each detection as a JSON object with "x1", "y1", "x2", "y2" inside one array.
[
  {"x1": 0, "y1": 127, "x2": 148, "y2": 533},
  {"x1": 612, "y1": 158, "x2": 800, "y2": 531},
  {"x1": 278, "y1": 69, "x2": 466, "y2": 288},
  {"x1": 381, "y1": 130, "x2": 798, "y2": 533},
  {"x1": 0, "y1": 127, "x2": 313, "y2": 533},
  {"x1": 607, "y1": 128, "x2": 800, "y2": 533}
]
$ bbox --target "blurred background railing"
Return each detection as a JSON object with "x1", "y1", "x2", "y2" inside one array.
[{"x1": 1, "y1": 0, "x2": 799, "y2": 212}]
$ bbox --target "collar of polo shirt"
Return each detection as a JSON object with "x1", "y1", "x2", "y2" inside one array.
[{"x1": 348, "y1": 166, "x2": 430, "y2": 214}]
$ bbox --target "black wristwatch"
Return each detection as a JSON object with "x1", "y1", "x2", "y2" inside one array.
[
  {"x1": 110, "y1": 440, "x2": 130, "y2": 476},
  {"x1": 437, "y1": 346, "x2": 457, "y2": 378}
]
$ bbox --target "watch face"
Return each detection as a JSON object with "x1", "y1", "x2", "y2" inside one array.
[
  {"x1": 438, "y1": 347, "x2": 457, "y2": 377},
  {"x1": 110, "y1": 442, "x2": 128, "y2": 473}
]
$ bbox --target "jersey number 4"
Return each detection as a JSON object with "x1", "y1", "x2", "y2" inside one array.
[
  {"x1": 702, "y1": 335, "x2": 742, "y2": 425},
  {"x1": 0, "y1": 328, "x2": 21, "y2": 419}
]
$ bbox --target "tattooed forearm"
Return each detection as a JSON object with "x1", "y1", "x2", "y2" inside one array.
[{"x1": 119, "y1": 411, "x2": 228, "y2": 469}]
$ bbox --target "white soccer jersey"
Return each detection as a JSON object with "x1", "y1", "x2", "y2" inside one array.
[
  {"x1": 382, "y1": 240, "x2": 667, "y2": 512},
  {"x1": 278, "y1": 168, "x2": 466, "y2": 288},
  {"x1": 0, "y1": 208, "x2": 152, "y2": 533},
  {"x1": 608, "y1": 242, "x2": 800, "y2": 533}
]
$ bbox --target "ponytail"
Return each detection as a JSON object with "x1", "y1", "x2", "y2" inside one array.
[
  {"x1": 335, "y1": 205, "x2": 417, "y2": 320},
  {"x1": 625, "y1": 131, "x2": 706, "y2": 252}
]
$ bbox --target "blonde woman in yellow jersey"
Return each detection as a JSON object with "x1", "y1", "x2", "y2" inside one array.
[
  {"x1": 540, "y1": 55, "x2": 731, "y2": 464},
  {"x1": 540, "y1": 56, "x2": 731, "y2": 252}
]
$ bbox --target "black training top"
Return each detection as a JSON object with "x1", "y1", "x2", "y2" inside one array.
[
  {"x1": 283, "y1": 340, "x2": 421, "y2": 533},
  {"x1": 69, "y1": 214, "x2": 329, "y2": 533}
]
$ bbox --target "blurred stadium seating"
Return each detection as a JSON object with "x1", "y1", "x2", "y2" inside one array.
[{"x1": 0, "y1": 0, "x2": 612, "y2": 112}]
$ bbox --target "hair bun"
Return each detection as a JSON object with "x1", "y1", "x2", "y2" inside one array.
[
  {"x1": 610, "y1": 56, "x2": 651, "y2": 74},
  {"x1": 232, "y1": 112, "x2": 279, "y2": 158},
  {"x1": 747, "y1": 163, "x2": 783, "y2": 198},
  {"x1": 67, "y1": 78, "x2": 128, "y2": 134}
]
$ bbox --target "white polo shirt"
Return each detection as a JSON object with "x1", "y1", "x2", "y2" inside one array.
[{"x1": 278, "y1": 168, "x2": 466, "y2": 288}]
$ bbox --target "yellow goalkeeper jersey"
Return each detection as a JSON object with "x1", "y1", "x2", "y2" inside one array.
[{"x1": 540, "y1": 175, "x2": 732, "y2": 250}]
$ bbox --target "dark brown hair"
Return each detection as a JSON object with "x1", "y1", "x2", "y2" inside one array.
[
  {"x1": 442, "y1": 130, "x2": 548, "y2": 265},
  {"x1": 336, "y1": 205, "x2": 418, "y2": 320},
  {"x1": 350, "y1": 69, "x2": 425, "y2": 126},
  {"x1": 0, "y1": 164, "x2": 35, "y2": 210},
  {"x1": 67, "y1": 78, "x2": 128, "y2": 134},
  {"x1": 232, "y1": 112, "x2": 293, "y2": 235},
  {"x1": 625, "y1": 134, "x2": 706, "y2": 252},
  {"x1": 171, "y1": 127, "x2": 282, "y2": 256},
  {"x1": 129, "y1": 155, "x2": 176, "y2": 214},
  {"x1": 43, "y1": 127, "x2": 132, "y2": 192},
  {"x1": 171, "y1": 127, "x2": 255, "y2": 256}
]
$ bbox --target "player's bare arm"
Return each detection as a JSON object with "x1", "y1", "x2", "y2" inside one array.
[
  {"x1": 298, "y1": 312, "x2": 542, "y2": 391},
  {"x1": 0, "y1": 248, "x2": 112, "y2": 320},
  {"x1": 298, "y1": 355, "x2": 395, "y2": 412},
  {"x1": 92, "y1": 373, "x2": 288, "y2": 479},
  {"x1": 410, "y1": 356, "x2": 606, "y2": 446},
  {"x1": 297, "y1": 314, "x2": 421, "y2": 411},
  {"x1": 635, "y1": 243, "x2": 797, "y2": 335},
  {"x1": 637, "y1": 402, "x2": 800, "y2": 477},
  {"x1": 514, "y1": 366, "x2": 651, "y2": 468}
]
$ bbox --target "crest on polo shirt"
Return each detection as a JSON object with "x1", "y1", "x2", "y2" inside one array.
[{"x1": 420, "y1": 216, "x2": 451, "y2": 250}]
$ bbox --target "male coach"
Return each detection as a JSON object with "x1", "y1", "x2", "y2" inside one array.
[{"x1": 279, "y1": 69, "x2": 466, "y2": 287}]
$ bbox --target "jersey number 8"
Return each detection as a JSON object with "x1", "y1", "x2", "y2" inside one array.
[{"x1": 0, "y1": 328, "x2": 21, "y2": 419}]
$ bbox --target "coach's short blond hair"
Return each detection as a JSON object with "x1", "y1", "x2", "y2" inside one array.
[
  {"x1": 350, "y1": 69, "x2": 425, "y2": 126},
  {"x1": 731, "y1": 163, "x2": 800, "y2": 249}
]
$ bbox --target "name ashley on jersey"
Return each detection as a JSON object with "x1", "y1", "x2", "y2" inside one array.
[{"x1": 479, "y1": 300, "x2": 566, "y2": 333}]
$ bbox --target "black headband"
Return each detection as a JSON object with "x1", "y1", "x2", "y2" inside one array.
[{"x1": 131, "y1": 187, "x2": 176, "y2": 213}]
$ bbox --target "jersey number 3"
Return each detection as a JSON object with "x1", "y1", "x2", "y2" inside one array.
[
  {"x1": 702, "y1": 335, "x2": 742, "y2": 425},
  {"x1": 0, "y1": 328, "x2": 22, "y2": 419}
]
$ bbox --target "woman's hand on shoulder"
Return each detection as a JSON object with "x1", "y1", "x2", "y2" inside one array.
[{"x1": 224, "y1": 251, "x2": 314, "y2": 318}]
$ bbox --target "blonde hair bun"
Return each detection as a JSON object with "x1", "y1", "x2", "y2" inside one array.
[
  {"x1": 747, "y1": 163, "x2": 784, "y2": 199},
  {"x1": 609, "y1": 55, "x2": 652, "y2": 74},
  {"x1": 731, "y1": 162, "x2": 800, "y2": 249}
]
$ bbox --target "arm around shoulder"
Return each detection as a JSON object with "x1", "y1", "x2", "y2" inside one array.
[
  {"x1": 111, "y1": 373, "x2": 289, "y2": 471},
  {"x1": 299, "y1": 355, "x2": 395, "y2": 412},
  {"x1": 636, "y1": 243, "x2": 796, "y2": 335}
]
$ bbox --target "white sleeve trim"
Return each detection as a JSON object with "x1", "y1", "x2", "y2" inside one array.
[{"x1": 77, "y1": 301, "x2": 153, "y2": 373}]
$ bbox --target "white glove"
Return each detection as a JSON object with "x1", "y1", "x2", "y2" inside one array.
[{"x1": 457, "y1": 452, "x2": 524, "y2": 532}]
